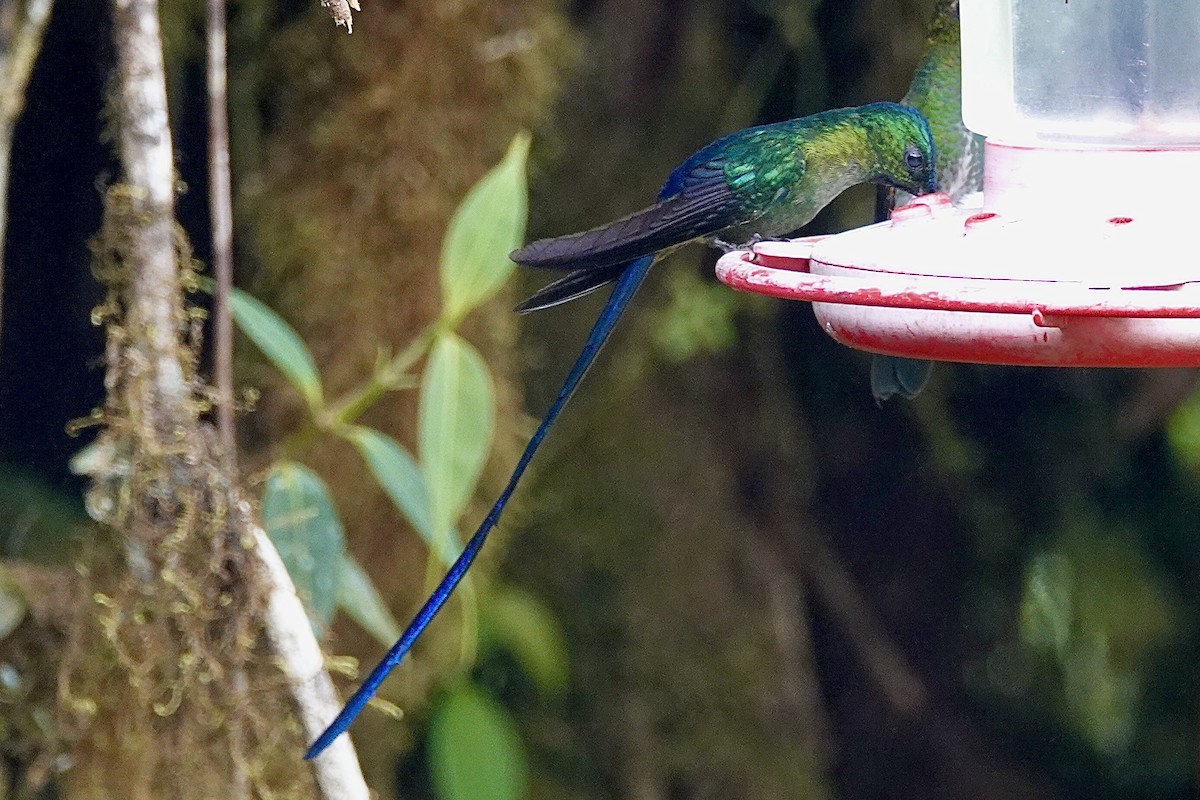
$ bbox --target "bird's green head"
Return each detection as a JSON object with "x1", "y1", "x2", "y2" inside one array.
[{"x1": 858, "y1": 102, "x2": 937, "y2": 196}]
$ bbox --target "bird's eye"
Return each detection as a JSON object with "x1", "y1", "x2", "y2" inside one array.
[{"x1": 905, "y1": 146, "x2": 925, "y2": 171}]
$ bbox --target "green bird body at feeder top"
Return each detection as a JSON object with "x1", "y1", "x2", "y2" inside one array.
[
  {"x1": 873, "y1": 0, "x2": 986, "y2": 402},
  {"x1": 908, "y1": 0, "x2": 983, "y2": 202}
]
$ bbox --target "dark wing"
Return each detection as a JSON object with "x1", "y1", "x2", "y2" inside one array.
[
  {"x1": 870, "y1": 354, "x2": 934, "y2": 403},
  {"x1": 510, "y1": 164, "x2": 744, "y2": 272},
  {"x1": 515, "y1": 262, "x2": 628, "y2": 313}
]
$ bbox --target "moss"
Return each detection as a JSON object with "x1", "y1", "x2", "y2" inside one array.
[
  {"x1": 239, "y1": 0, "x2": 574, "y2": 787},
  {"x1": 45, "y1": 184, "x2": 314, "y2": 799}
]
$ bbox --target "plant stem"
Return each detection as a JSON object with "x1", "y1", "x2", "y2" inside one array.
[
  {"x1": 324, "y1": 323, "x2": 438, "y2": 427},
  {"x1": 252, "y1": 520, "x2": 370, "y2": 800},
  {"x1": 113, "y1": 0, "x2": 190, "y2": 434},
  {"x1": 285, "y1": 322, "x2": 437, "y2": 456},
  {"x1": 206, "y1": 0, "x2": 236, "y2": 471}
]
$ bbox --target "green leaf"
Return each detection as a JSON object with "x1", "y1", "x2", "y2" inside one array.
[
  {"x1": 336, "y1": 555, "x2": 402, "y2": 647},
  {"x1": 429, "y1": 683, "x2": 527, "y2": 800},
  {"x1": 1062, "y1": 632, "x2": 1139, "y2": 756},
  {"x1": 651, "y1": 270, "x2": 739, "y2": 363},
  {"x1": 439, "y1": 132, "x2": 530, "y2": 324},
  {"x1": 0, "y1": 568, "x2": 25, "y2": 641},
  {"x1": 481, "y1": 587, "x2": 570, "y2": 697},
  {"x1": 229, "y1": 287, "x2": 323, "y2": 410},
  {"x1": 1167, "y1": 386, "x2": 1200, "y2": 472},
  {"x1": 0, "y1": 460, "x2": 88, "y2": 563},
  {"x1": 261, "y1": 462, "x2": 346, "y2": 632},
  {"x1": 1019, "y1": 551, "x2": 1074, "y2": 657},
  {"x1": 343, "y1": 426, "x2": 437, "y2": 548},
  {"x1": 0, "y1": 589, "x2": 23, "y2": 641},
  {"x1": 419, "y1": 333, "x2": 495, "y2": 544}
]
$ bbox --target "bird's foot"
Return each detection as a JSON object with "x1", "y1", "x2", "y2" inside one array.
[{"x1": 712, "y1": 233, "x2": 772, "y2": 254}]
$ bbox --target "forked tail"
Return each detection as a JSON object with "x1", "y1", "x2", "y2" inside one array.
[{"x1": 304, "y1": 254, "x2": 656, "y2": 759}]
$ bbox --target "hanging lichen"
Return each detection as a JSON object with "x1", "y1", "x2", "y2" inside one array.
[{"x1": 53, "y1": 184, "x2": 316, "y2": 800}]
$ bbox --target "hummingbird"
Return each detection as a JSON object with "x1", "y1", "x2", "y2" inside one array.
[
  {"x1": 871, "y1": 0, "x2": 985, "y2": 402},
  {"x1": 305, "y1": 101, "x2": 935, "y2": 759}
]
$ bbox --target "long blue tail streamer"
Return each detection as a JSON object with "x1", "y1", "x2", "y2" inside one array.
[{"x1": 305, "y1": 255, "x2": 656, "y2": 759}]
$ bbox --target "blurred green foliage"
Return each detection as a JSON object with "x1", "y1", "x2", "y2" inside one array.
[
  {"x1": 1018, "y1": 523, "x2": 1178, "y2": 755},
  {"x1": 420, "y1": 333, "x2": 496, "y2": 558},
  {"x1": 650, "y1": 270, "x2": 742, "y2": 363},
  {"x1": 262, "y1": 461, "x2": 347, "y2": 632},
  {"x1": 429, "y1": 683, "x2": 528, "y2": 800},
  {"x1": 480, "y1": 586, "x2": 570, "y2": 699},
  {"x1": 228, "y1": 289, "x2": 324, "y2": 411},
  {"x1": 0, "y1": 461, "x2": 88, "y2": 564},
  {"x1": 243, "y1": 134, "x2": 556, "y2": 796}
]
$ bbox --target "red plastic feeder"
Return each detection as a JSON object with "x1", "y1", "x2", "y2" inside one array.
[{"x1": 716, "y1": 173, "x2": 1200, "y2": 368}]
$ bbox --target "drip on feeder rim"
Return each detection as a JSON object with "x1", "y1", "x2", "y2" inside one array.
[{"x1": 715, "y1": 0, "x2": 1200, "y2": 371}]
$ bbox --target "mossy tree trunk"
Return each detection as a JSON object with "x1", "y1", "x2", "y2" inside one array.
[{"x1": 50, "y1": 2, "x2": 357, "y2": 797}]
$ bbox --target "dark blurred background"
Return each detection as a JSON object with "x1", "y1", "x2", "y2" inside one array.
[{"x1": 3, "y1": 0, "x2": 1199, "y2": 798}]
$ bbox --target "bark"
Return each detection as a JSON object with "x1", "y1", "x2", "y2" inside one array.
[
  {"x1": 51, "y1": 3, "x2": 369, "y2": 798},
  {"x1": 110, "y1": 0, "x2": 186, "y2": 429},
  {"x1": 0, "y1": 0, "x2": 55, "y2": 352},
  {"x1": 206, "y1": 0, "x2": 235, "y2": 467}
]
